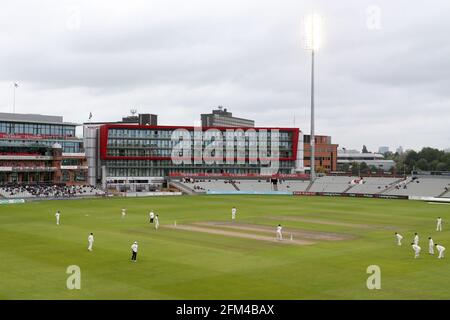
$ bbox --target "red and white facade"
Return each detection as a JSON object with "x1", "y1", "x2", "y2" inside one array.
[{"x1": 85, "y1": 121, "x2": 337, "y2": 188}]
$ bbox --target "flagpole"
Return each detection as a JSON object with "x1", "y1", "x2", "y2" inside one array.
[{"x1": 13, "y1": 84, "x2": 16, "y2": 114}]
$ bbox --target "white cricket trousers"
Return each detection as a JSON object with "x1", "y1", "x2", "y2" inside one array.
[{"x1": 414, "y1": 249, "x2": 420, "y2": 258}]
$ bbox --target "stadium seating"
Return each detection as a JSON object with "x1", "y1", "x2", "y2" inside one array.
[
  {"x1": 177, "y1": 178, "x2": 301, "y2": 193},
  {"x1": 0, "y1": 184, "x2": 105, "y2": 199},
  {"x1": 308, "y1": 176, "x2": 355, "y2": 193},
  {"x1": 171, "y1": 175, "x2": 450, "y2": 198},
  {"x1": 277, "y1": 180, "x2": 310, "y2": 192},
  {"x1": 0, "y1": 187, "x2": 33, "y2": 198},
  {"x1": 384, "y1": 177, "x2": 450, "y2": 197},
  {"x1": 346, "y1": 177, "x2": 401, "y2": 194},
  {"x1": 235, "y1": 180, "x2": 276, "y2": 192},
  {"x1": 177, "y1": 179, "x2": 237, "y2": 193}
]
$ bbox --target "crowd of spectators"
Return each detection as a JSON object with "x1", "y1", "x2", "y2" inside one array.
[{"x1": 0, "y1": 184, "x2": 105, "y2": 198}]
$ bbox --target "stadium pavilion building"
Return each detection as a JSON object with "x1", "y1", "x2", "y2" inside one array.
[
  {"x1": 337, "y1": 149, "x2": 395, "y2": 171},
  {"x1": 84, "y1": 112, "x2": 338, "y2": 191},
  {"x1": 0, "y1": 112, "x2": 86, "y2": 184}
]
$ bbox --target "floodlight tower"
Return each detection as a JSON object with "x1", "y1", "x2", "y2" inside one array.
[{"x1": 304, "y1": 14, "x2": 322, "y2": 181}]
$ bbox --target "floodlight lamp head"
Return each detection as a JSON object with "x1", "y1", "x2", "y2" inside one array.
[{"x1": 304, "y1": 14, "x2": 323, "y2": 51}]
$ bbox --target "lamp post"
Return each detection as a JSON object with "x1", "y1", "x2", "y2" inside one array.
[
  {"x1": 13, "y1": 82, "x2": 19, "y2": 113},
  {"x1": 304, "y1": 14, "x2": 322, "y2": 181},
  {"x1": 310, "y1": 45, "x2": 315, "y2": 180}
]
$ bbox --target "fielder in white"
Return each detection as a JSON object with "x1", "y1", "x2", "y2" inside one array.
[
  {"x1": 428, "y1": 237, "x2": 434, "y2": 255},
  {"x1": 395, "y1": 232, "x2": 403, "y2": 246},
  {"x1": 413, "y1": 233, "x2": 419, "y2": 246},
  {"x1": 436, "y1": 217, "x2": 442, "y2": 231},
  {"x1": 55, "y1": 211, "x2": 60, "y2": 225},
  {"x1": 121, "y1": 208, "x2": 126, "y2": 218},
  {"x1": 411, "y1": 243, "x2": 421, "y2": 259},
  {"x1": 276, "y1": 224, "x2": 283, "y2": 240},
  {"x1": 154, "y1": 214, "x2": 160, "y2": 230},
  {"x1": 231, "y1": 207, "x2": 237, "y2": 222},
  {"x1": 88, "y1": 233, "x2": 94, "y2": 251},
  {"x1": 435, "y1": 244, "x2": 445, "y2": 259},
  {"x1": 149, "y1": 211, "x2": 155, "y2": 223}
]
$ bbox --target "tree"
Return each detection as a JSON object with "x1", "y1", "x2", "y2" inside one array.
[
  {"x1": 378, "y1": 147, "x2": 450, "y2": 173},
  {"x1": 404, "y1": 150, "x2": 419, "y2": 172},
  {"x1": 337, "y1": 163, "x2": 350, "y2": 172},
  {"x1": 389, "y1": 166, "x2": 396, "y2": 174},
  {"x1": 394, "y1": 152, "x2": 407, "y2": 173},
  {"x1": 436, "y1": 162, "x2": 448, "y2": 171},
  {"x1": 384, "y1": 151, "x2": 394, "y2": 158},
  {"x1": 420, "y1": 147, "x2": 441, "y2": 163},
  {"x1": 430, "y1": 159, "x2": 440, "y2": 171},
  {"x1": 350, "y1": 162, "x2": 360, "y2": 175},
  {"x1": 362, "y1": 145, "x2": 369, "y2": 153},
  {"x1": 441, "y1": 153, "x2": 450, "y2": 171},
  {"x1": 359, "y1": 162, "x2": 369, "y2": 173},
  {"x1": 416, "y1": 158, "x2": 429, "y2": 171}
]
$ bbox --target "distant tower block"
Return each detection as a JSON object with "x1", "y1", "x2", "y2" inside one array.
[{"x1": 201, "y1": 107, "x2": 254, "y2": 127}]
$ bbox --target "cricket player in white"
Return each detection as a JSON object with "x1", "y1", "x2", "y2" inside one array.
[
  {"x1": 395, "y1": 232, "x2": 403, "y2": 246},
  {"x1": 428, "y1": 237, "x2": 434, "y2": 255},
  {"x1": 154, "y1": 214, "x2": 159, "y2": 230},
  {"x1": 121, "y1": 208, "x2": 126, "y2": 218},
  {"x1": 88, "y1": 233, "x2": 94, "y2": 251},
  {"x1": 55, "y1": 211, "x2": 60, "y2": 225},
  {"x1": 435, "y1": 244, "x2": 445, "y2": 259},
  {"x1": 276, "y1": 224, "x2": 283, "y2": 240},
  {"x1": 413, "y1": 233, "x2": 419, "y2": 246},
  {"x1": 131, "y1": 241, "x2": 138, "y2": 262},
  {"x1": 231, "y1": 207, "x2": 237, "y2": 222},
  {"x1": 411, "y1": 243, "x2": 421, "y2": 259},
  {"x1": 149, "y1": 211, "x2": 155, "y2": 223},
  {"x1": 436, "y1": 217, "x2": 442, "y2": 231}
]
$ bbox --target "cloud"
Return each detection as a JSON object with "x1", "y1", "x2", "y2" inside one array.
[{"x1": 0, "y1": 0, "x2": 449, "y2": 152}]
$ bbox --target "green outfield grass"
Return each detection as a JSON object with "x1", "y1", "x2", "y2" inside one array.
[{"x1": 0, "y1": 195, "x2": 449, "y2": 300}]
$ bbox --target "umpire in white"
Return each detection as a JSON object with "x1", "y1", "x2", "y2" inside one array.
[{"x1": 131, "y1": 241, "x2": 138, "y2": 262}]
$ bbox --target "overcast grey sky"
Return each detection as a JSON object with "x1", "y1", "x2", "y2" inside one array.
[{"x1": 0, "y1": 0, "x2": 449, "y2": 152}]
